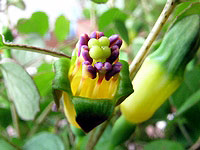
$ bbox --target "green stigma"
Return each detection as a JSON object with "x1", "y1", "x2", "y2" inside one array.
[{"x1": 88, "y1": 36, "x2": 111, "y2": 62}]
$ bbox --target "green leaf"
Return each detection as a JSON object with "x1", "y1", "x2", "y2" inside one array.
[
  {"x1": 91, "y1": 0, "x2": 108, "y2": 4},
  {"x1": 0, "y1": 59, "x2": 40, "y2": 120},
  {"x1": 54, "y1": 15, "x2": 70, "y2": 42},
  {"x1": 17, "y1": 12, "x2": 49, "y2": 36},
  {"x1": 114, "y1": 20, "x2": 129, "y2": 45},
  {"x1": 7, "y1": 0, "x2": 25, "y2": 10},
  {"x1": 176, "y1": 89, "x2": 200, "y2": 116},
  {"x1": 34, "y1": 63, "x2": 54, "y2": 97},
  {"x1": 172, "y1": 2, "x2": 200, "y2": 26},
  {"x1": 144, "y1": 140, "x2": 184, "y2": 150},
  {"x1": 23, "y1": 132, "x2": 64, "y2": 150},
  {"x1": 0, "y1": 34, "x2": 5, "y2": 47},
  {"x1": 114, "y1": 60, "x2": 134, "y2": 105},
  {"x1": 0, "y1": 108, "x2": 11, "y2": 127},
  {"x1": 0, "y1": 138, "x2": 15, "y2": 150},
  {"x1": 52, "y1": 58, "x2": 72, "y2": 108},
  {"x1": 98, "y1": 8, "x2": 127, "y2": 31}
]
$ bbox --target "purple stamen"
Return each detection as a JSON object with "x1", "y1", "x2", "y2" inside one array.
[
  {"x1": 78, "y1": 34, "x2": 90, "y2": 56},
  {"x1": 82, "y1": 46, "x2": 93, "y2": 64},
  {"x1": 87, "y1": 65, "x2": 97, "y2": 79},
  {"x1": 90, "y1": 31, "x2": 104, "y2": 39},
  {"x1": 106, "y1": 49, "x2": 119, "y2": 64},
  {"x1": 105, "y1": 62, "x2": 122, "y2": 81},
  {"x1": 115, "y1": 39, "x2": 122, "y2": 49},
  {"x1": 83, "y1": 61, "x2": 91, "y2": 65},
  {"x1": 94, "y1": 62, "x2": 103, "y2": 70},
  {"x1": 111, "y1": 45, "x2": 119, "y2": 52},
  {"x1": 104, "y1": 62, "x2": 112, "y2": 71},
  {"x1": 109, "y1": 34, "x2": 119, "y2": 47}
]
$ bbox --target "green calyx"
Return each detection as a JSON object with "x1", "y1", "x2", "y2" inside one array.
[
  {"x1": 88, "y1": 36, "x2": 111, "y2": 61},
  {"x1": 150, "y1": 15, "x2": 200, "y2": 77},
  {"x1": 52, "y1": 58, "x2": 133, "y2": 132}
]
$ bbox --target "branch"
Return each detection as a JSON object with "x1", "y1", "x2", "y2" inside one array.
[
  {"x1": 28, "y1": 102, "x2": 54, "y2": 137},
  {"x1": 1, "y1": 43, "x2": 71, "y2": 59},
  {"x1": 129, "y1": 0, "x2": 177, "y2": 79}
]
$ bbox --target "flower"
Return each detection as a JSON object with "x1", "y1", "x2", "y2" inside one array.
[{"x1": 53, "y1": 31, "x2": 133, "y2": 132}]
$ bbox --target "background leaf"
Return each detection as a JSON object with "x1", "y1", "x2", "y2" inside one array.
[
  {"x1": 23, "y1": 132, "x2": 65, "y2": 150},
  {"x1": 144, "y1": 140, "x2": 184, "y2": 150},
  {"x1": 54, "y1": 15, "x2": 70, "y2": 42},
  {"x1": 91, "y1": 0, "x2": 108, "y2": 4},
  {"x1": 0, "y1": 138, "x2": 16, "y2": 150},
  {"x1": 7, "y1": 0, "x2": 25, "y2": 10},
  {"x1": 114, "y1": 20, "x2": 129, "y2": 44},
  {"x1": 98, "y1": 8, "x2": 127, "y2": 36},
  {"x1": 0, "y1": 59, "x2": 40, "y2": 120},
  {"x1": 17, "y1": 12, "x2": 49, "y2": 36}
]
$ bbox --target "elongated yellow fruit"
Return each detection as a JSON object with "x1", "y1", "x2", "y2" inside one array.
[
  {"x1": 120, "y1": 15, "x2": 200, "y2": 124},
  {"x1": 120, "y1": 58, "x2": 181, "y2": 123}
]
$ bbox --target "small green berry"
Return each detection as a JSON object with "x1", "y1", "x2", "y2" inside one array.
[
  {"x1": 88, "y1": 38, "x2": 100, "y2": 48},
  {"x1": 89, "y1": 46, "x2": 103, "y2": 60},
  {"x1": 99, "y1": 36, "x2": 110, "y2": 46},
  {"x1": 102, "y1": 46, "x2": 111, "y2": 58}
]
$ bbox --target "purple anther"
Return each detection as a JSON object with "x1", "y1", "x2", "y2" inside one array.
[
  {"x1": 115, "y1": 39, "x2": 122, "y2": 49},
  {"x1": 104, "y1": 62, "x2": 112, "y2": 71},
  {"x1": 83, "y1": 61, "x2": 91, "y2": 66},
  {"x1": 81, "y1": 45, "x2": 89, "y2": 51},
  {"x1": 109, "y1": 34, "x2": 119, "y2": 47},
  {"x1": 78, "y1": 34, "x2": 90, "y2": 56},
  {"x1": 106, "y1": 49, "x2": 119, "y2": 64},
  {"x1": 94, "y1": 62, "x2": 103, "y2": 70},
  {"x1": 87, "y1": 65, "x2": 97, "y2": 79},
  {"x1": 90, "y1": 31, "x2": 104, "y2": 39},
  {"x1": 82, "y1": 46, "x2": 93, "y2": 64},
  {"x1": 111, "y1": 45, "x2": 119, "y2": 52},
  {"x1": 51, "y1": 103, "x2": 58, "y2": 112},
  {"x1": 105, "y1": 62, "x2": 122, "y2": 81}
]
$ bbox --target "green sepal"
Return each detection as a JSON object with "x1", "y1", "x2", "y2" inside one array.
[
  {"x1": 110, "y1": 115, "x2": 136, "y2": 147},
  {"x1": 52, "y1": 58, "x2": 72, "y2": 108},
  {"x1": 72, "y1": 97, "x2": 114, "y2": 133},
  {"x1": 114, "y1": 60, "x2": 134, "y2": 105}
]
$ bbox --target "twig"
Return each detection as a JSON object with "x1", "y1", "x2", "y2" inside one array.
[
  {"x1": 0, "y1": 133, "x2": 22, "y2": 150},
  {"x1": 10, "y1": 103, "x2": 21, "y2": 138},
  {"x1": 177, "y1": 120, "x2": 193, "y2": 145},
  {"x1": 28, "y1": 101, "x2": 54, "y2": 137},
  {"x1": 129, "y1": 0, "x2": 177, "y2": 79},
  {"x1": 1, "y1": 43, "x2": 71, "y2": 58},
  {"x1": 190, "y1": 137, "x2": 200, "y2": 150},
  {"x1": 86, "y1": 119, "x2": 110, "y2": 150}
]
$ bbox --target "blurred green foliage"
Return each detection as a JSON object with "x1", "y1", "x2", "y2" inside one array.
[{"x1": 0, "y1": 0, "x2": 200, "y2": 150}]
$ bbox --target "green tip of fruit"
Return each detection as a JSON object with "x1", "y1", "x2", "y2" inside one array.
[
  {"x1": 89, "y1": 46, "x2": 104, "y2": 60},
  {"x1": 88, "y1": 38, "x2": 100, "y2": 48},
  {"x1": 99, "y1": 36, "x2": 110, "y2": 46},
  {"x1": 102, "y1": 46, "x2": 111, "y2": 58}
]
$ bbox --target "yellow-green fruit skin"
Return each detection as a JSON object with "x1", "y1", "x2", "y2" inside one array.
[{"x1": 120, "y1": 58, "x2": 182, "y2": 123}]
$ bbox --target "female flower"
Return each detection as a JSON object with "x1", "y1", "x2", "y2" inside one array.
[{"x1": 53, "y1": 31, "x2": 133, "y2": 132}]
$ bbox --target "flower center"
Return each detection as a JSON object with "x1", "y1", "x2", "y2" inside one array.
[{"x1": 88, "y1": 37, "x2": 111, "y2": 62}]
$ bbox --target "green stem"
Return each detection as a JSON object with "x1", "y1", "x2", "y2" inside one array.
[
  {"x1": 3, "y1": 49, "x2": 12, "y2": 58},
  {"x1": 129, "y1": 0, "x2": 177, "y2": 79},
  {"x1": 87, "y1": 120, "x2": 110, "y2": 150},
  {"x1": 1, "y1": 43, "x2": 71, "y2": 59},
  {"x1": 10, "y1": 103, "x2": 21, "y2": 138},
  {"x1": 86, "y1": 128, "x2": 97, "y2": 150},
  {"x1": 28, "y1": 102, "x2": 54, "y2": 137}
]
